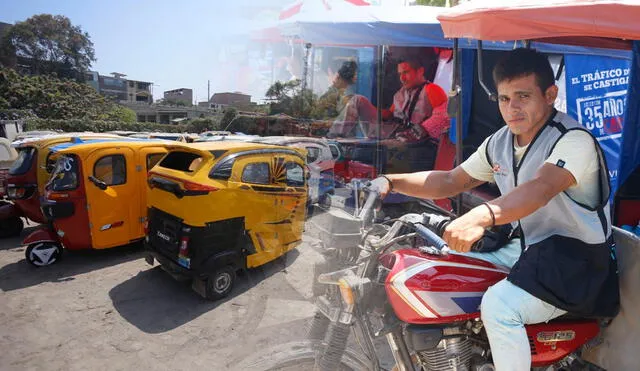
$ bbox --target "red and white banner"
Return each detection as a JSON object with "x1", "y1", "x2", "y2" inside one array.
[{"x1": 279, "y1": 0, "x2": 371, "y2": 21}]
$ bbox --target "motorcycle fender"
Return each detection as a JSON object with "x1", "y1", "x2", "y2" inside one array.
[
  {"x1": 23, "y1": 228, "x2": 57, "y2": 245},
  {"x1": 0, "y1": 202, "x2": 23, "y2": 219}
]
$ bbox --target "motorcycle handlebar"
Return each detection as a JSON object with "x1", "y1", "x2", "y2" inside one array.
[
  {"x1": 357, "y1": 189, "x2": 379, "y2": 223},
  {"x1": 414, "y1": 223, "x2": 449, "y2": 251},
  {"x1": 420, "y1": 213, "x2": 484, "y2": 252}
]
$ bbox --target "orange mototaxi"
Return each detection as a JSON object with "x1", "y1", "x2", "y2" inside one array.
[
  {"x1": 0, "y1": 133, "x2": 122, "y2": 238},
  {"x1": 22, "y1": 138, "x2": 168, "y2": 266}
]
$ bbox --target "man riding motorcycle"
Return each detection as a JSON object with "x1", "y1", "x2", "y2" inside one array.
[{"x1": 370, "y1": 47, "x2": 620, "y2": 371}]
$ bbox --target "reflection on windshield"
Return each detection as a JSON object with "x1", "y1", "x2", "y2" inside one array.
[
  {"x1": 258, "y1": 44, "x2": 454, "y2": 182},
  {"x1": 9, "y1": 147, "x2": 36, "y2": 175},
  {"x1": 49, "y1": 155, "x2": 79, "y2": 191}
]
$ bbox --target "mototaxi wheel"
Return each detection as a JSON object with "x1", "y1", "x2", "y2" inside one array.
[
  {"x1": 25, "y1": 241, "x2": 63, "y2": 267},
  {"x1": 204, "y1": 266, "x2": 236, "y2": 300},
  {"x1": 0, "y1": 216, "x2": 24, "y2": 238}
]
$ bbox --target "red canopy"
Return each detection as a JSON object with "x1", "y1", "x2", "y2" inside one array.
[{"x1": 437, "y1": 0, "x2": 640, "y2": 49}]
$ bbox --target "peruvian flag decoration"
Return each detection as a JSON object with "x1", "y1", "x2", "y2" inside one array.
[{"x1": 279, "y1": 0, "x2": 371, "y2": 21}]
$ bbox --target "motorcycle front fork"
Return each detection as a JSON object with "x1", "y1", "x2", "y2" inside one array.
[{"x1": 386, "y1": 327, "x2": 417, "y2": 371}]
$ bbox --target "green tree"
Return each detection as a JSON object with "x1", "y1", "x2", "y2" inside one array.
[
  {"x1": 0, "y1": 67, "x2": 131, "y2": 121},
  {"x1": 0, "y1": 14, "x2": 96, "y2": 78},
  {"x1": 107, "y1": 105, "x2": 137, "y2": 123},
  {"x1": 186, "y1": 117, "x2": 220, "y2": 133},
  {"x1": 220, "y1": 107, "x2": 238, "y2": 130},
  {"x1": 414, "y1": 0, "x2": 447, "y2": 6},
  {"x1": 265, "y1": 79, "x2": 316, "y2": 118}
]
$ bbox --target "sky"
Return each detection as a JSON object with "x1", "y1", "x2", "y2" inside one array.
[{"x1": 2, "y1": 0, "x2": 294, "y2": 103}]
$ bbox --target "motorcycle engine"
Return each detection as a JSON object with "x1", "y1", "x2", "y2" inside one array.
[
  {"x1": 406, "y1": 326, "x2": 474, "y2": 371},
  {"x1": 418, "y1": 337, "x2": 473, "y2": 371}
]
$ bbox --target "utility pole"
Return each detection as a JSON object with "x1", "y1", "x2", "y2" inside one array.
[{"x1": 207, "y1": 80, "x2": 210, "y2": 103}]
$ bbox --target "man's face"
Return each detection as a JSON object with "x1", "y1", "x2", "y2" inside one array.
[
  {"x1": 397, "y1": 62, "x2": 424, "y2": 89},
  {"x1": 497, "y1": 74, "x2": 558, "y2": 139}
]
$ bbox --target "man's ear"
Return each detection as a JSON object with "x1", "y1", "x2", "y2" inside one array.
[
  {"x1": 545, "y1": 85, "x2": 559, "y2": 105},
  {"x1": 418, "y1": 67, "x2": 425, "y2": 78}
]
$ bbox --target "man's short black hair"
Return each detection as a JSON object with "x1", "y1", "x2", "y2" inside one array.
[
  {"x1": 493, "y1": 48, "x2": 555, "y2": 93},
  {"x1": 397, "y1": 58, "x2": 423, "y2": 71}
]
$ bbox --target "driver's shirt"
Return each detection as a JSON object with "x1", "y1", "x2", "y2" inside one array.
[
  {"x1": 389, "y1": 83, "x2": 447, "y2": 125},
  {"x1": 460, "y1": 129, "x2": 600, "y2": 208}
]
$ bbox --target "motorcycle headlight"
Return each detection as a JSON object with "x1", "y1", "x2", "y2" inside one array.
[
  {"x1": 338, "y1": 279, "x2": 355, "y2": 306},
  {"x1": 7, "y1": 186, "x2": 25, "y2": 199}
]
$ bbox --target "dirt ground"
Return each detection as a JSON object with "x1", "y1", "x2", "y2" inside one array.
[{"x1": 0, "y1": 221, "x2": 339, "y2": 371}]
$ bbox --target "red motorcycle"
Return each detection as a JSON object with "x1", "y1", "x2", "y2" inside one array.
[{"x1": 240, "y1": 191, "x2": 608, "y2": 370}]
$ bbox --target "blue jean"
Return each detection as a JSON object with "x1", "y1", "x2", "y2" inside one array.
[{"x1": 451, "y1": 239, "x2": 567, "y2": 371}]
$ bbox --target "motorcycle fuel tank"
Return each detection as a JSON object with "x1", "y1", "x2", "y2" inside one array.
[{"x1": 384, "y1": 248, "x2": 508, "y2": 324}]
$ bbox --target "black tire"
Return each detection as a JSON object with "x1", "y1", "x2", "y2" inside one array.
[
  {"x1": 0, "y1": 216, "x2": 24, "y2": 238},
  {"x1": 234, "y1": 340, "x2": 371, "y2": 371},
  {"x1": 204, "y1": 266, "x2": 236, "y2": 300},
  {"x1": 25, "y1": 242, "x2": 62, "y2": 267}
]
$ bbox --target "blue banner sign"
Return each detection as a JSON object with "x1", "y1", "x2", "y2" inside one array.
[{"x1": 565, "y1": 55, "x2": 631, "y2": 194}]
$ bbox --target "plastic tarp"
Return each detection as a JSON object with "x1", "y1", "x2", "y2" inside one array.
[
  {"x1": 437, "y1": 0, "x2": 640, "y2": 50},
  {"x1": 278, "y1": 5, "x2": 629, "y2": 58}
]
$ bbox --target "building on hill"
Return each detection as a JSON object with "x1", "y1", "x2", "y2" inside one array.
[
  {"x1": 164, "y1": 88, "x2": 193, "y2": 106},
  {"x1": 83, "y1": 71, "x2": 153, "y2": 104},
  {"x1": 210, "y1": 92, "x2": 251, "y2": 106}
]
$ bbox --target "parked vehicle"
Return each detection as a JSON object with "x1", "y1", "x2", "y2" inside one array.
[
  {"x1": 106, "y1": 130, "x2": 139, "y2": 137},
  {"x1": 144, "y1": 140, "x2": 308, "y2": 300},
  {"x1": 194, "y1": 133, "x2": 261, "y2": 143},
  {"x1": 0, "y1": 138, "x2": 19, "y2": 237},
  {"x1": 0, "y1": 133, "x2": 122, "y2": 238},
  {"x1": 198, "y1": 130, "x2": 232, "y2": 138},
  {"x1": 0, "y1": 138, "x2": 18, "y2": 197},
  {"x1": 22, "y1": 138, "x2": 169, "y2": 266},
  {"x1": 13, "y1": 130, "x2": 59, "y2": 141},
  {"x1": 129, "y1": 132, "x2": 194, "y2": 142}
]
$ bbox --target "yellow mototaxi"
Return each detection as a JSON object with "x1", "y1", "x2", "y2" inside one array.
[{"x1": 144, "y1": 140, "x2": 308, "y2": 300}]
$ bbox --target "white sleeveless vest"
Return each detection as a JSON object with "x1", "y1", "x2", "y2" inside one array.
[{"x1": 485, "y1": 110, "x2": 611, "y2": 246}]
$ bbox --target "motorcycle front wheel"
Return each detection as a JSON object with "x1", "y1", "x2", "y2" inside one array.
[{"x1": 235, "y1": 340, "x2": 372, "y2": 371}]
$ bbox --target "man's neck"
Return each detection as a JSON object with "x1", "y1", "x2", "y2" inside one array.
[{"x1": 406, "y1": 79, "x2": 426, "y2": 91}]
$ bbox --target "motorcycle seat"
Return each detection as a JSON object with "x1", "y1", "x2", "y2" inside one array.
[{"x1": 551, "y1": 312, "x2": 613, "y2": 322}]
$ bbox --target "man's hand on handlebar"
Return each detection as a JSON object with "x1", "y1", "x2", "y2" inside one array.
[
  {"x1": 443, "y1": 207, "x2": 492, "y2": 252},
  {"x1": 366, "y1": 176, "x2": 393, "y2": 198}
]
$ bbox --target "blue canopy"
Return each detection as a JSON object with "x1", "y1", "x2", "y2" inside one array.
[{"x1": 278, "y1": 5, "x2": 630, "y2": 57}]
